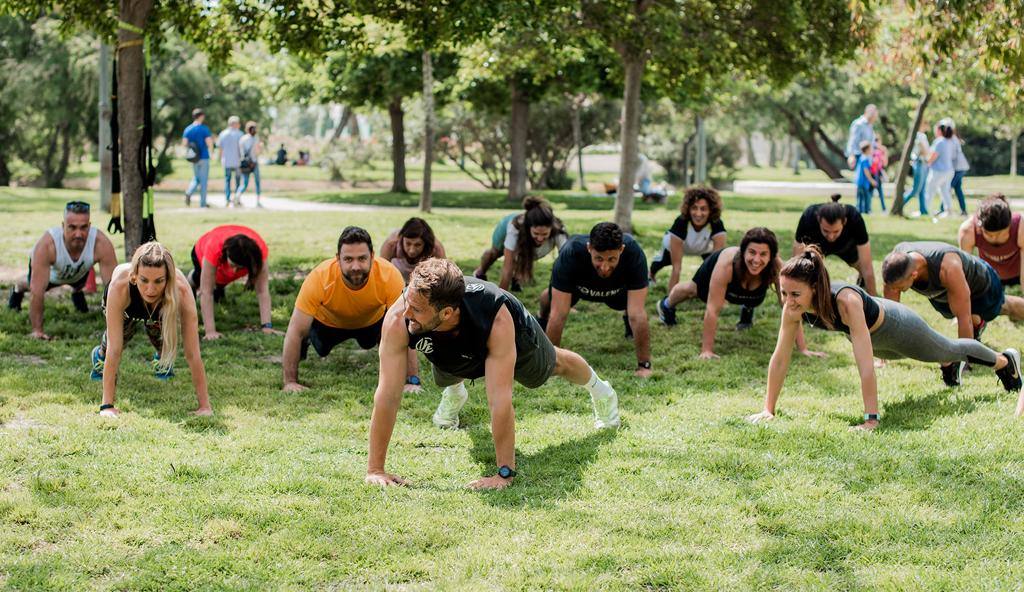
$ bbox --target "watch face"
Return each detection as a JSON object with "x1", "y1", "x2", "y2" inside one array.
[{"x1": 498, "y1": 466, "x2": 513, "y2": 478}]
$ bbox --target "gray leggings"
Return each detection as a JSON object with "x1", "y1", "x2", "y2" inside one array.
[{"x1": 870, "y1": 299, "x2": 998, "y2": 366}]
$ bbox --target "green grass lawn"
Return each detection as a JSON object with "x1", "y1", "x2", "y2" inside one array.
[{"x1": 3, "y1": 187, "x2": 1024, "y2": 590}]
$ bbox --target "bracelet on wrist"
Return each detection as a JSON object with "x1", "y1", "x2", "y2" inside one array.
[
  {"x1": 261, "y1": 322, "x2": 273, "y2": 329},
  {"x1": 864, "y1": 413, "x2": 879, "y2": 421},
  {"x1": 637, "y1": 360, "x2": 652, "y2": 370}
]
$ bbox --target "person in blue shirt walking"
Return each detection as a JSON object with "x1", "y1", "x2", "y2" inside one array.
[
  {"x1": 926, "y1": 120, "x2": 957, "y2": 221},
  {"x1": 855, "y1": 141, "x2": 876, "y2": 214},
  {"x1": 181, "y1": 109, "x2": 214, "y2": 208}
]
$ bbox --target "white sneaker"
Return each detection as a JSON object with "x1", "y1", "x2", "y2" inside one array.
[
  {"x1": 432, "y1": 382, "x2": 469, "y2": 429},
  {"x1": 590, "y1": 379, "x2": 620, "y2": 429}
]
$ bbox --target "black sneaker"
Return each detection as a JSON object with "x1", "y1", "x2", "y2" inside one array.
[
  {"x1": 8, "y1": 287, "x2": 24, "y2": 311},
  {"x1": 973, "y1": 319, "x2": 987, "y2": 341},
  {"x1": 736, "y1": 305, "x2": 755, "y2": 331},
  {"x1": 622, "y1": 314, "x2": 633, "y2": 339},
  {"x1": 996, "y1": 348, "x2": 1023, "y2": 393},
  {"x1": 941, "y1": 361, "x2": 964, "y2": 387},
  {"x1": 71, "y1": 290, "x2": 88, "y2": 313},
  {"x1": 657, "y1": 297, "x2": 677, "y2": 326}
]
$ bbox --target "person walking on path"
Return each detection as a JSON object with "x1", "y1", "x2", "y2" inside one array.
[
  {"x1": 870, "y1": 135, "x2": 888, "y2": 212},
  {"x1": 182, "y1": 108, "x2": 213, "y2": 208},
  {"x1": 902, "y1": 121, "x2": 931, "y2": 217},
  {"x1": 218, "y1": 116, "x2": 244, "y2": 207},
  {"x1": 236, "y1": 121, "x2": 263, "y2": 207},
  {"x1": 950, "y1": 123, "x2": 970, "y2": 216},
  {"x1": 846, "y1": 104, "x2": 878, "y2": 170},
  {"x1": 925, "y1": 120, "x2": 957, "y2": 221},
  {"x1": 854, "y1": 141, "x2": 877, "y2": 214}
]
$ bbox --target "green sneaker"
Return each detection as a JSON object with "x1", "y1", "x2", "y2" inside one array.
[
  {"x1": 432, "y1": 382, "x2": 469, "y2": 429},
  {"x1": 152, "y1": 353, "x2": 174, "y2": 381},
  {"x1": 90, "y1": 346, "x2": 105, "y2": 381}
]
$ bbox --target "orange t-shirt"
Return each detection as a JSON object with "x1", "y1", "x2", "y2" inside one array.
[
  {"x1": 195, "y1": 225, "x2": 268, "y2": 286},
  {"x1": 294, "y1": 257, "x2": 404, "y2": 329}
]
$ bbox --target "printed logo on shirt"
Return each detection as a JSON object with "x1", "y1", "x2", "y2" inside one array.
[
  {"x1": 578, "y1": 285, "x2": 622, "y2": 298},
  {"x1": 414, "y1": 337, "x2": 433, "y2": 354},
  {"x1": 465, "y1": 283, "x2": 485, "y2": 293},
  {"x1": 55, "y1": 262, "x2": 85, "y2": 282}
]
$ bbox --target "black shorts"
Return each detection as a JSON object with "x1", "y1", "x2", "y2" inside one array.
[
  {"x1": 26, "y1": 258, "x2": 88, "y2": 292},
  {"x1": 301, "y1": 317, "x2": 384, "y2": 359},
  {"x1": 190, "y1": 247, "x2": 226, "y2": 302},
  {"x1": 827, "y1": 242, "x2": 862, "y2": 266},
  {"x1": 548, "y1": 285, "x2": 628, "y2": 312},
  {"x1": 431, "y1": 314, "x2": 557, "y2": 389}
]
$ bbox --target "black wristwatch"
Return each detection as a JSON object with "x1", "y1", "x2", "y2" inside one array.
[
  {"x1": 637, "y1": 361, "x2": 652, "y2": 370},
  {"x1": 497, "y1": 465, "x2": 517, "y2": 479}
]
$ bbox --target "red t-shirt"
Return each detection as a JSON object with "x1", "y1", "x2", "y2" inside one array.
[{"x1": 194, "y1": 225, "x2": 269, "y2": 285}]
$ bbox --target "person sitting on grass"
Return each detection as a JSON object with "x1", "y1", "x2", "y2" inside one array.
[
  {"x1": 90, "y1": 242, "x2": 212, "y2": 418},
  {"x1": 187, "y1": 224, "x2": 279, "y2": 341},
  {"x1": 280, "y1": 226, "x2": 420, "y2": 392},
  {"x1": 958, "y1": 194, "x2": 1023, "y2": 289},
  {"x1": 8, "y1": 200, "x2": 118, "y2": 340},
  {"x1": 748, "y1": 246, "x2": 1023, "y2": 432},
  {"x1": 379, "y1": 217, "x2": 447, "y2": 281},
  {"x1": 793, "y1": 193, "x2": 878, "y2": 296},
  {"x1": 538, "y1": 222, "x2": 652, "y2": 376},
  {"x1": 365, "y1": 258, "x2": 619, "y2": 491},
  {"x1": 648, "y1": 186, "x2": 727, "y2": 291},
  {"x1": 882, "y1": 241, "x2": 1024, "y2": 342},
  {"x1": 657, "y1": 227, "x2": 822, "y2": 360},
  {"x1": 473, "y1": 196, "x2": 568, "y2": 291}
]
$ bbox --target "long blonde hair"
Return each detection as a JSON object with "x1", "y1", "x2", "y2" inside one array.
[{"x1": 130, "y1": 242, "x2": 179, "y2": 370}]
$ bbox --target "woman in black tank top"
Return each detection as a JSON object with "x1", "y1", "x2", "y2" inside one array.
[
  {"x1": 750, "y1": 247, "x2": 1022, "y2": 432},
  {"x1": 91, "y1": 242, "x2": 213, "y2": 418}
]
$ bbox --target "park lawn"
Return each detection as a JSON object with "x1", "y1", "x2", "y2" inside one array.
[{"x1": 2, "y1": 187, "x2": 1024, "y2": 591}]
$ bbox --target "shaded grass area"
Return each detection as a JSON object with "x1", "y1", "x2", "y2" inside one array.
[{"x1": 3, "y1": 188, "x2": 1024, "y2": 590}]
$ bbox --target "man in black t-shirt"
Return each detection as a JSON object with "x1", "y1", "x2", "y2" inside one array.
[
  {"x1": 538, "y1": 222, "x2": 652, "y2": 377},
  {"x1": 365, "y1": 258, "x2": 620, "y2": 491},
  {"x1": 793, "y1": 197, "x2": 877, "y2": 295}
]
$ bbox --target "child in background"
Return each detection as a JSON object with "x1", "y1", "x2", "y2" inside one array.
[
  {"x1": 856, "y1": 141, "x2": 877, "y2": 214},
  {"x1": 870, "y1": 135, "x2": 888, "y2": 212}
]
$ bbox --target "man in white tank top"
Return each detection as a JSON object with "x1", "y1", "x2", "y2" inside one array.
[{"x1": 7, "y1": 201, "x2": 118, "y2": 340}]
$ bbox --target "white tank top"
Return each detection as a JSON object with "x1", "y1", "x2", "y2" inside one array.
[{"x1": 44, "y1": 226, "x2": 97, "y2": 285}]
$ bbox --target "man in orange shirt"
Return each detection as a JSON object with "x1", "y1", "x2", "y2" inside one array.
[{"x1": 282, "y1": 227, "x2": 413, "y2": 392}]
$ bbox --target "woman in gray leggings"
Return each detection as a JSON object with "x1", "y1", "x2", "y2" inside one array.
[{"x1": 748, "y1": 246, "x2": 1023, "y2": 431}]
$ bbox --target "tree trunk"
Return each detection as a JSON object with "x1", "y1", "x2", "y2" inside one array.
[
  {"x1": 1012, "y1": 131, "x2": 1019, "y2": 176},
  {"x1": 814, "y1": 124, "x2": 846, "y2": 162},
  {"x1": 118, "y1": 0, "x2": 153, "y2": 259},
  {"x1": 890, "y1": 91, "x2": 931, "y2": 217},
  {"x1": 745, "y1": 133, "x2": 759, "y2": 167},
  {"x1": 572, "y1": 99, "x2": 586, "y2": 191},
  {"x1": 327, "y1": 105, "x2": 352, "y2": 145},
  {"x1": 347, "y1": 108, "x2": 360, "y2": 138},
  {"x1": 682, "y1": 135, "x2": 692, "y2": 187},
  {"x1": 768, "y1": 138, "x2": 777, "y2": 167},
  {"x1": 0, "y1": 155, "x2": 9, "y2": 186},
  {"x1": 612, "y1": 52, "x2": 645, "y2": 232},
  {"x1": 508, "y1": 78, "x2": 529, "y2": 202},
  {"x1": 779, "y1": 107, "x2": 842, "y2": 180},
  {"x1": 695, "y1": 115, "x2": 707, "y2": 184},
  {"x1": 99, "y1": 42, "x2": 113, "y2": 211},
  {"x1": 55, "y1": 122, "x2": 72, "y2": 187},
  {"x1": 420, "y1": 49, "x2": 434, "y2": 213},
  {"x1": 388, "y1": 97, "x2": 408, "y2": 193}
]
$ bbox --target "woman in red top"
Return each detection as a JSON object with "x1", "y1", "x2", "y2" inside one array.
[{"x1": 188, "y1": 225, "x2": 278, "y2": 340}]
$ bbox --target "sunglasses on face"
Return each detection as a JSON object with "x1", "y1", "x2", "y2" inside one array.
[{"x1": 65, "y1": 201, "x2": 91, "y2": 213}]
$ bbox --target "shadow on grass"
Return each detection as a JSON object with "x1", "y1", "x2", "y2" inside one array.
[
  {"x1": 867, "y1": 389, "x2": 997, "y2": 432},
  {"x1": 465, "y1": 425, "x2": 617, "y2": 508}
]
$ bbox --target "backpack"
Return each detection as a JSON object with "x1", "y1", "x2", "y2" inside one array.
[
  {"x1": 185, "y1": 140, "x2": 201, "y2": 163},
  {"x1": 239, "y1": 139, "x2": 256, "y2": 174}
]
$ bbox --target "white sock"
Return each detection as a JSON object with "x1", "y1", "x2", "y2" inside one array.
[
  {"x1": 584, "y1": 368, "x2": 609, "y2": 396},
  {"x1": 444, "y1": 382, "x2": 467, "y2": 397}
]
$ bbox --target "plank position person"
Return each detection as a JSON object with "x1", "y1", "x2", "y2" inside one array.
[
  {"x1": 366, "y1": 258, "x2": 620, "y2": 490},
  {"x1": 90, "y1": 242, "x2": 213, "y2": 417},
  {"x1": 882, "y1": 241, "x2": 1024, "y2": 342},
  {"x1": 648, "y1": 186, "x2": 727, "y2": 290},
  {"x1": 958, "y1": 194, "x2": 1024, "y2": 288},
  {"x1": 537, "y1": 222, "x2": 652, "y2": 377},
  {"x1": 8, "y1": 200, "x2": 118, "y2": 339},
  {"x1": 658, "y1": 227, "x2": 821, "y2": 359},
  {"x1": 793, "y1": 194, "x2": 877, "y2": 296},
  {"x1": 280, "y1": 227, "x2": 419, "y2": 392},
  {"x1": 379, "y1": 217, "x2": 447, "y2": 281},
  {"x1": 187, "y1": 224, "x2": 278, "y2": 340},
  {"x1": 473, "y1": 196, "x2": 568, "y2": 291},
  {"x1": 748, "y1": 247, "x2": 1023, "y2": 431}
]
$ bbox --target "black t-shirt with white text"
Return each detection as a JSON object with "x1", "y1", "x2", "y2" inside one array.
[{"x1": 549, "y1": 234, "x2": 648, "y2": 303}]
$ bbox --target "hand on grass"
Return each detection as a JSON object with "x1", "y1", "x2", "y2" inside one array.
[
  {"x1": 874, "y1": 358, "x2": 887, "y2": 368},
  {"x1": 634, "y1": 367, "x2": 652, "y2": 378},
  {"x1": 365, "y1": 472, "x2": 409, "y2": 487},
  {"x1": 403, "y1": 383, "x2": 422, "y2": 394},
  {"x1": 203, "y1": 331, "x2": 223, "y2": 341},
  {"x1": 800, "y1": 349, "x2": 827, "y2": 358},
  {"x1": 698, "y1": 350, "x2": 719, "y2": 360},
  {"x1": 261, "y1": 326, "x2": 284, "y2": 336},
  {"x1": 193, "y1": 407, "x2": 214, "y2": 417},
  {"x1": 851, "y1": 419, "x2": 878, "y2": 432},
  {"x1": 99, "y1": 406, "x2": 120, "y2": 418},
  {"x1": 282, "y1": 382, "x2": 308, "y2": 393},
  {"x1": 468, "y1": 475, "x2": 513, "y2": 490},
  {"x1": 746, "y1": 410, "x2": 775, "y2": 424},
  {"x1": 29, "y1": 331, "x2": 51, "y2": 341}
]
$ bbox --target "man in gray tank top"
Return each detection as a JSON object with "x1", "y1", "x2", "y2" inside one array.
[
  {"x1": 7, "y1": 201, "x2": 118, "y2": 340},
  {"x1": 882, "y1": 241, "x2": 1024, "y2": 340}
]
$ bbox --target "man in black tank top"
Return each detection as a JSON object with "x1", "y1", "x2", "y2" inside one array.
[
  {"x1": 882, "y1": 241, "x2": 1024, "y2": 340},
  {"x1": 366, "y1": 259, "x2": 620, "y2": 491}
]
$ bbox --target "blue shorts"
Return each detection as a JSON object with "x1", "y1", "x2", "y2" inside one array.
[{"x1": 930, "y1": 261, "x2": 1005, "y2": 322}]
